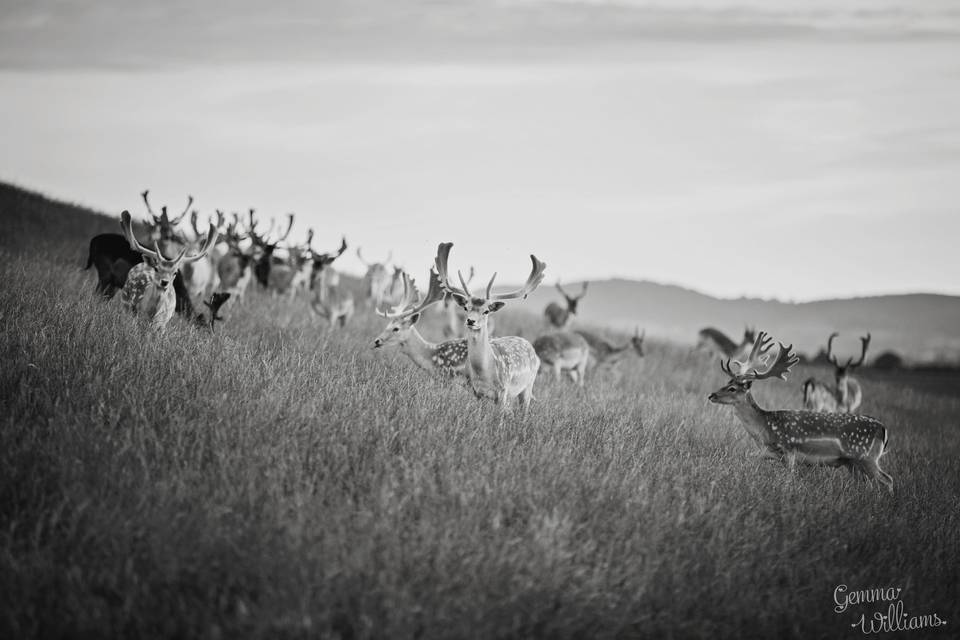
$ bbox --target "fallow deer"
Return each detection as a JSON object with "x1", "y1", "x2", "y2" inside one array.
[
  {"x1": 216, "y1": 213, "x2": 259, "y2": 305},
  {"x1": 181, "y1": 209, "x2": 224, "y2": 304},
  {"x1": 357, "y1": 247, "x2": 393, "y2": 308},
  {"x1": 575, "y1": 327, "x2": 645, "y2": 371},
  {"x1": 434, "y1": 242, "x2": 546, "y2": 409},
  {"x1": 372, "y1": 270, "x2": 468, "y2": 377},
  {"x1": 118, "y1": 211, "x2": 218, "y2": 329},
  {"x1": 708, "y1": 331, "x2": 892, "y2": 492},
  {"x1": 803, "y1": 333, "x2": 872, "y2": 413},
  {"x1": 697, "y1": 326, "x2": 756, "y2": 359},
  {"x1": 309, "y1": 237, "x2": 353, "y2": 328},
  {"x1": 249, "y1": 211, "x2": 294, "y2": 290},
  {"x1": 533, "y1": 332, "x2": 590, "y2": 385},
  {"x1": 544, "y1": 280, "x2": 588, "y2": 329}
]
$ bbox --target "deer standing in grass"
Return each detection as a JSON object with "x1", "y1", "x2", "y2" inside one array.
[
  {"x1": 575, "y1": 327, "x2": 645, "y2": 371},
  {"x1": 533, "y1": 332, "x2": 590, "y2": 385},
  {"x1": 357, "y1": 247, "x2": 393, "y2": 308},
  {"x1": 544, "y1": 280, "x2": 588, "y2": 329},
  {"x1": 708, "y1": 331, "x2": 892, "y2": 492},
  {"x1": 310, "y1": 237, "x2": 353, "y2": 328},
  {"x1": 803, "y1": 333, "x2": 871, "y2": 413},
  {"x1": 118, "y1": 211, "x2": 218, "y2": 329},
  {"x1": 434, "y1": 242, "x2": 546, "y2": 408},
  {"x1": 372, "y1": 269, "x2": 469, "y2": 378}
]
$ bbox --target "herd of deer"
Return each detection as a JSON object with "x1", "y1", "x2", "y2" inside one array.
[{"x1": 82, "y1": 191, "x2": 893, "y2": 492}]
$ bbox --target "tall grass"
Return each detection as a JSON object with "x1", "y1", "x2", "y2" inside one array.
[{"x1": 1, "y1": 183, "x2": 958, "y2": 638}]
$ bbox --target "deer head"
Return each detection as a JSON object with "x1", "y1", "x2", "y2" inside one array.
[
  {"x1": 434, "y1": 242, "x2": 546, "y2": 334},
  {"x1": 556, "y1": 280, "x2": 589, "y2": 314},
  {"x1": 826, "y1": 332, "x2": 871, "y2": 381},
  {"x1": 310, "y1": 237, "x2": 348, "y2": 289},
  {"x1": 372, "y1": 270, "x2": 446, "y2": 349},
  {"x1": 141, "y1": 190, "x2": 192, "y2": 244},
  {"x1": 120, "y1": 210, "x2": 218, "y2": 291},
  {"x1": 708, "y1": 331, "x2": 799, "y2": 404}
]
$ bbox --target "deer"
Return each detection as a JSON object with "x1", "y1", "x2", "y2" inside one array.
[
  {"x1": 697, "y1": 326, "x2": 756, "y2": 359},
  {"x1": 180, "y1": 209, "x2": 224, "y2": 304},
  {"x1": 357, "y1": 247, "x2": 393, "y2": 308},
  {"x1": 708, "y1": 331, "x2": 892, "y2": 492},
  {"x1": 85, "y1": 207, "x2": 195, "y2": 317},
  {"x1": 140, "y1": 189, "x2": 192, "y2": 249},
  {"x1": 434, "y1": 242, "x2": 547, "y2": 409},
  {"x1": 372, "y1": 269, "x2": 469, "y2": 377},
  {"x1": 803, "y1": 333, "x2": 872, "y2": 413},
  {"x1": 544, "y1": 280, "x2": 588, "y2": 329},
  {"x1": 309, "y1": 237, "x2": 353, "y2": 328},
  {"x1": 216, "y1": 212, "x2": 260, "y2": 305},
  {"x1": 574, "y1": 327, "x2": 645, "y2": 371},
  {"x1": 118, "y1": 211, "x2": 218, "y2": 329},
  {"x1": 533, "y1": 331, "x2": 590, "y2": 385},
  {"x1": 249, "y1": 211, "x2": 294, "y2": 290}
]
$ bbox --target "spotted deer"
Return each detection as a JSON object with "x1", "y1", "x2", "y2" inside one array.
[
  {"x1": 533, "y1": 331, "x2": 590, "y2": 385},
  {"x1": 575, "y1": 327, "x2": 645, "y2": 371},
  {"x1": 803, "y1": 333, "x2": 871, "y2": 413},
  {"x1": 310, "y1": 237, "x2": 353, "y2": 328},
  {"x1": 434, "y1": 242, "x2": 546, "y2": 408},
  {"x1": 118, "y1": 211, "x2": 218, "y2": 329},
  {"x1": 544, "y1": 280, "x2": 588, "y2": 329},
  {"x1": 372, "y1": 269, "x2": 468, "y2": 377},
  {"x1": 708, "y1": 331, "x2": 892, "y2": 492}
]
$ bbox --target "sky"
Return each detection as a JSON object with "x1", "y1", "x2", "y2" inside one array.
[{"x1": 1, "y1": 1, "x2": 959, "y2": 301}]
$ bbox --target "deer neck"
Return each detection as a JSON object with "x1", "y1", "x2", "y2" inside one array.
[
  {"x1": 466, "y1": 322, "x2": 495, "y2": 380},
  {"x1": 400, "y1": 327, "x2": 438, "y2": 372},
  {"x1": 732, "y1": 392, "x2": 775, "y2": 446}
]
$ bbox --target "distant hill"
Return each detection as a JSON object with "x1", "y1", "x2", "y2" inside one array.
[
  {"x1": 3, "y1": 179, "x2": 958, "y2": 364},
  {"x1": 524, "y1": 279, "x2": 960, "y2": 364}
]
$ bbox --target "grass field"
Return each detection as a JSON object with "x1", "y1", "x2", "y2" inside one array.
[{"x1": 1, "y1": 182, "x2": 958, "y2": 638}]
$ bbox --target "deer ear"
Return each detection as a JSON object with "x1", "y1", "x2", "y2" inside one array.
[
  {"x1": 488, "y1": 301, "x2": 506, "y2": 313},
  {"x1": 452, "y1": 293, "x2": 469, "y2": 308},
  {"x1": 408, "y1": 312, "x2": 421, "y2": 324}
]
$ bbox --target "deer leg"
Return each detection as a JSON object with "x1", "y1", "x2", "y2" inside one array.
[
  {"x1": 552, "y1": 363, "x2": 561, "y2": 382},
  {"x1": 860, "y1": 457, "x2": 894, "y2": 494}
]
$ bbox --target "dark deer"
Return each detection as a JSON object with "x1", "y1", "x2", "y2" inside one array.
[{"x1": 544, "y1": 280, "x2": 588, "y2": 329}]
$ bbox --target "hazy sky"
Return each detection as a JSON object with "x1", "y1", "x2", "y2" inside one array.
[{"x1": 1, "y1": 1, "x2": 959, "y2": 301}]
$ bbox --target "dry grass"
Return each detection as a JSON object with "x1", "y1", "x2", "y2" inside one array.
[{"x1": 1, "y1": 183, "x2": 958, "y2": 638}]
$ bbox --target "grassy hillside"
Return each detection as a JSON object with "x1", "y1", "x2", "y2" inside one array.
[{"x1": 1, "y1": 182, "x2": 958, "y2": 638}]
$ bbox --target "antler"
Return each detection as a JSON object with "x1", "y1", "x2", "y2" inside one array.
[
  {"x1": 119, "y1": 210, "x2": 163, "y2": 262},
  {"x1": 724, "y1": 331, "x2": 799, "y2": 382},
  {"x1": 392, "y1": 269, "x2": 447, "y2": 320},
  {"x1": 356, "y1": 247, "x2": 369, "y2": 266},
  {"x1": 169, "y1": 195, "x2": 193, "y2": 225},
  {"x1": 182, "y1": 223, "x2": 219, "y2": 264},
  {"x1": 277, "y1": 213, "x2": 294, "y2": 242},
  {"x1": 826, "y1": 332, "x2": 840, "y2": 365},
  {"x1": 190, "y1": 210, "x2": 202, "y2": 238},
  {"x1": 305, "y1": 228, "x2": 314, "y2": 248},
  {"x1": 434, "y1": 242, "x2": 471, "y2": 301},
  {"x1": 376, "y1": 271, "x2": 417, "y2": 318},
  {"x1": 849, "y1": 333, "x2": 871, "y2": 369},
  {"x1": 487, "y1": 254, "x2": 547, "y2": 301},
  {"x1": 141, "y1": 190, "x2": 159, "y2": 221},
  {"x1": 556, "y1": 280, "x2": 571, "y2": 298}
]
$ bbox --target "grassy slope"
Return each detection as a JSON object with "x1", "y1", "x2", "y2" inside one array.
[{"x1": 1, "y1": 182, "x2": 958, "y2": 639}]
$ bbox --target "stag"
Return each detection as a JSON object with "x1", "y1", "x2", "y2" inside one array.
[
  {"x1": 372, "y1": 270, "x2": 469, "y2": 377},
  {"x1": 357, "y1": 247, "x2": 393, "y2": 308},
  {"x1": 803, "y1": 333, "x2": 872, "y2": 413},
  {"x1": 708, "y1": 331, "x2": 892, "y2": 492},
  {"x1": 434, "y1": 242, "x2": 546, "y2": 409},
  {"x1": 309, "y1": 237, "x2": 353, "y2": 328},
  {"x1": 544, "y1": 280, "x2": 588, "y2": 329},
  {"x1": 118, "y1": 211, "x2": 218, "y2": 329}
]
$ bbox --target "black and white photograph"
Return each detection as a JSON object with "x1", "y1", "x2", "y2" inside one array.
[{"x1": 1, "y1": 1, "x2": 958, "y2": 638}]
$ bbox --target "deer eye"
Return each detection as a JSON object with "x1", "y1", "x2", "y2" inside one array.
[
  {"x1": 483, "y1": 309, "x2": 490, "y2": 315},
  {"x1": 392, "y1": 327, "x2": 399, "y2": 332}
]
